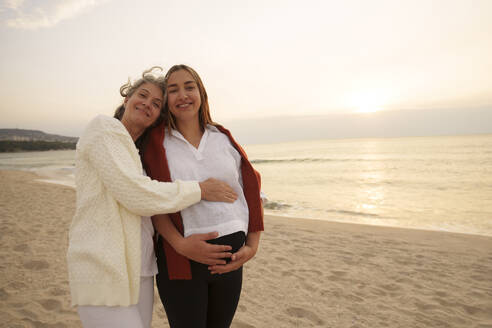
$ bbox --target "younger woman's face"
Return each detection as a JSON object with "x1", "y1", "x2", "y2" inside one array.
[
  {"x1": 122, "y1": 82, "x2": 163, "y2": 129},
  {"x1": 166, "y1": 69, "x2": 201, "y2": 125}
]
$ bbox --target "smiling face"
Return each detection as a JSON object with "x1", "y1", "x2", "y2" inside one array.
[
  {"x1": 122, "y1": 82, "x2": 163, "y2": 132},
  {"x1": 166, "y1": 69, "x2": 202, "y2": 126}
]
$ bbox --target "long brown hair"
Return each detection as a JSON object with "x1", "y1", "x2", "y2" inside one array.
[
  {"x1": 113, "y1": 66, "x2": 165, "y2": 159},
  {"x1": 163, "y1": 65, "x2": 215, "y2": 132}
]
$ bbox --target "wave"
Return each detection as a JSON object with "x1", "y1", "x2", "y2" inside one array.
[
  {"x1": 264, "y1": 199, "x2": 382, "y2": 219},
  {"x1": 324, "y1": 209, "x2": 381, "y2": 218},
  {"x1": 251, "y1": 157, "x2": 477, "y2": 165},
  {"x1": 263, "y1": 200, "x2": 292, "y2": 210},
  {"x1": 251, "y1": 158, "x2": 335, "y2": 164}
]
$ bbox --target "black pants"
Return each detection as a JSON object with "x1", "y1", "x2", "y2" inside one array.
[{"x1": 155, "y1": 231, "x2": 246, "y2": 328}]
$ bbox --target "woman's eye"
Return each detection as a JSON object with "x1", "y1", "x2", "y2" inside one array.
[
  {"x1": 186, "y1": 86, "x2": 195, "y2": 91},
  {"x1": 153, "y1": 102, "x2": 160, "y2": 108},
  {"x1": 139, "y1": 93, "x2": 146, "y2": 98},
  {"x1": 168, "y1": 89, "x2": 177, "y2": 93}
]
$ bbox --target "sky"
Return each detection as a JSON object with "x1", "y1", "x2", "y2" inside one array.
[{"x1": 0, "y1": 0, "x2": 491, "y2": 143}]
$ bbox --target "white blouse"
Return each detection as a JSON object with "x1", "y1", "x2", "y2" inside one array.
[
  {"x1": 140, "y1": 216, "x2": 158, "y2": 276},
  {"x1": 164, "y1": 126, "x2": 250, "y2": 237},
  {"x1": 140, "y1": 170, "x2": 158, "y2": 277}
]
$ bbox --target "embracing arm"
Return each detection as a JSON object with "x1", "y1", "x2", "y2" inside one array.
[
  {"x1": 86, "y1": 130, "x2": 237, "y2": 216},
  {"x1": 85, "y1": 131, "x2": 201, "y2": 216},
  {"x1": 152, "y1": 214, "x2": 233, "y2": 265}
]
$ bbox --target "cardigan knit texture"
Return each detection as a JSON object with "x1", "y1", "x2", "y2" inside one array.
[
  {"x1": 67, "y1": 115, "x2": 201, "y2": 306},
  {"x1": 143, "y1": 121, "x2": 264, "y2": 280}
]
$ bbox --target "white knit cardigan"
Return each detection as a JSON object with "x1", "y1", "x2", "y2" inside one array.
[{"x1": 67, "y1": 115, "x2": 201, "y2": 306}]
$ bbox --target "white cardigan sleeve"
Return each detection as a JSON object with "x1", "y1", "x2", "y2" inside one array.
[{"x1": 84, "y1": 129, "x2": 201, "y2": 216}]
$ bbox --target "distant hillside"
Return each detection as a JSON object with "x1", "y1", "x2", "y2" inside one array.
[
  {"x1": 0, "y1": 129, "x2": 77, "y2": 152},
  {"x1": 0, "y1": 129, "x2": 78, "y2": 143}
]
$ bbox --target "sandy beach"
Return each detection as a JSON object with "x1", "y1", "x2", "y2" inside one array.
[{"x1": 1, "y1": 169, "x2": 491, "y2": 328}]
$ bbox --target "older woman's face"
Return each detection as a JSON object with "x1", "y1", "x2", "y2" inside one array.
[{"x1": 122, "y1": 82, "x2": 163, "y2": 129}]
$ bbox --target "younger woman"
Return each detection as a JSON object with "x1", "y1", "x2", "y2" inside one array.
[{"x1": 143, "y1": 65, "x2": 264, "y2": 328}]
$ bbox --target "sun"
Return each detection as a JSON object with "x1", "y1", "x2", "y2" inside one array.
[{"x1": 347, "y1": 90, "x2": 388, "y2": 114}]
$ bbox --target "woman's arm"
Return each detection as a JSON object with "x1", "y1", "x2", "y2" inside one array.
[
  {"x1": 152, "y1": 214, "x2": 233, "y2": 265},
  {"x1": 85, "y1": 130, "x2": 236, "y2": 216}
]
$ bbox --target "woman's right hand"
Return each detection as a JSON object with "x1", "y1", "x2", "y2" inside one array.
[
  {"x1": 175, "y1": 231, "x2": 232, "y2": 265},
  {"x1": 199, "y1": 178, "x2": 238, "y2": 203}
]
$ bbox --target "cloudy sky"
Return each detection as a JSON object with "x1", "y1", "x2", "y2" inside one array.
[{"x1": 1, "y1": 0, "x2": 491, "y2": 142}]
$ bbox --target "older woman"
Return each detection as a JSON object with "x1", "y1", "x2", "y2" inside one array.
[{"x1": 67, "y1": 67, "x2": 237, "y2": 328}]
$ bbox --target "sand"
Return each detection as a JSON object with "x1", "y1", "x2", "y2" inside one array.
[{"x1": 1, "y1": 169, "x2": 491, "y2": 328}]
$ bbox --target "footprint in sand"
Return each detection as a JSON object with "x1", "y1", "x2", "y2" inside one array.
[
  {"x1": 434, "y1": 290, "x2": 448, "y2": 298},
  {"x1": 285, "y1": 307, "x2": 324, "y2": 325},
  {"x1": 370, "y1": 287, "x2": 387, "y2": 296},
  {"x1": 48, "y1": 287, "x2": 68, "y2": 297},
  {"x1": 0, "y1": 288, "x2": 9, "y2": 301},
  {"x1": 328, "y1": 270, "x2": 348, "y2": 281},
  {"x1": 298, "y1": 269, "x2": 323, "y2": 276},
  {"x1": 275, "y1": 256, "x2": 293, "y2": 264},
  {"x1": 8, "y1": 302, "x2": 24, "y2": 308},
  {"x1": 415, "y1": 300, "x2": 439, "y2": 311},
  {"x1": 360, "y1": 251, "x2": 375, "y2": 258},
  {"x1": 9, "y1": 281, "x2": 27, "y2": 290},
  {"x1": 21, "y1": 318, "x2": 69, "y2": 328},
  {"x1": 23, "y1": 260, "x2": 50, "y2": 270},
  {"x1": 18, "y1": 309, "x2": 39, "y2": 320},
  {"x1": 344, "y1": 293, "x2": 364, "y2": 303},
  {"x1": 300, "y1": 281, "x2": 316, "y2": 292},
  {"x1": 353, "y1": 234, "x2": 367, "y2": 239},
  {"x1": 380, "y1": 283, "x2": 401, "y2": 292},
  {"x1": 331, "y1": 270, "x2": 347, "y2": 276},
  {"x1": 13, "y1": 244, "x2": 30, "y2": 252},
  {"x1": 341, "y1": 256, "x2": 358, "y2": 265},
  {"x1": 395, "y1": 276, "x2": 413, "y2": 284},
  {"x1": 39, "y1": 299, "x2": 62, "y2": 311},
  {"x1": 462, "y1": 304, "x2": 492, "y2": 320}
]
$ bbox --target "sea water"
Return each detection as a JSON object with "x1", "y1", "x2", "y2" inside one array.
[
  {"x1": 244, "y1": 134, "x2": 492, "y2": 236},
  {"x1": 1, "y1": 134, "x2": 491, "y2": 236},
  {"x1": 0, "y1": 150, "x2": 76, "y2": 187}
]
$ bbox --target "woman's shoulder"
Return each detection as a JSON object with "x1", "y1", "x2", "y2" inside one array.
[
  {"x1": 77, "y1": 115, "x2": 129, "y2": 151},
  {"x1": 207, "y1": 123, "x2": 233, "y2": 138},
  {"x1": 208, "y1": 124, "x2": 244, "y2": 147},
  {"x1": 207, "y1": 124, "x2": 231, "y2": 143},
  {"x1": 81, "y1": 115, "x2": 129, "y2": 139},
  {"x1": 87, "y1": 115, "x2": 124, "y2": 132}
]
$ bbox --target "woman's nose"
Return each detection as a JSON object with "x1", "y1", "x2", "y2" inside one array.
[
  {"x1": 178, "y1": 89, "x2": 187, "y2": 100},
  {"x1": 143, "y1": 97, "x2": 152, "y2": 107}
]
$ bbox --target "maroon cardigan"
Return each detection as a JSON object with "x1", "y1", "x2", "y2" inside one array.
[{"x1": 143, "y1": 122, "x2": 264, "y2": 279}]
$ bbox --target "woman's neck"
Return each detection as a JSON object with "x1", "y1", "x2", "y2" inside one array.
[
  {"x1": 121, "y1": 118, "x2": 145, "y2": 141},
  {"x1": 176, "y1": 119, "x2": 203, "y2": 148}
]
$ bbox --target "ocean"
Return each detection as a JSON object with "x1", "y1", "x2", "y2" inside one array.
[
  {"x1": 1, "y1": 134, "x2": 491, "y2": 236},
  {"x1": 0, "y1": 150, "x2": 76, "y2": 187}
]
